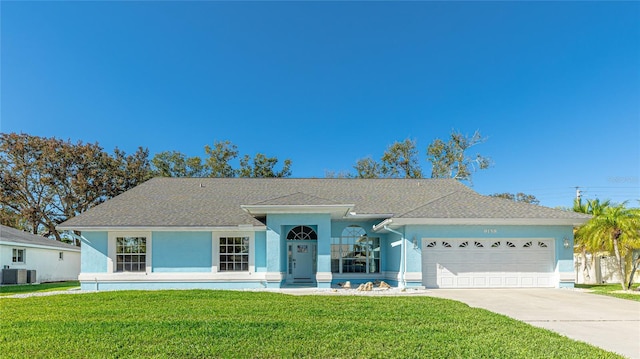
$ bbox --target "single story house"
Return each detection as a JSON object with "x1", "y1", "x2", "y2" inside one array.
[
  {"x1": 1, "y1": 224, "x2": 81, "y2": 284},
  {"x1": 58, "y1": 178, "x2": 591, "y2": 291}
]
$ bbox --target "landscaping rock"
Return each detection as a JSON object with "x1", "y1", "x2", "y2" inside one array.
[
  {"x1": 357, "y1": 282, "x2": 374, "y2": 291},
  {"x1": 378, "y1": 281, "x2": 391, "y2": 289}
]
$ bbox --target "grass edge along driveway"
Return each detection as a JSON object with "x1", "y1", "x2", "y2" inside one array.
[
  {"x1": 0, "y1": 290, "x2": 623, "y2": 358},
  {"x1": 0, "y1": 281, "x2": 80, "y2": 296},
  {"x1": 576, "y1": 283, "x2": 640, "y2": 302}
]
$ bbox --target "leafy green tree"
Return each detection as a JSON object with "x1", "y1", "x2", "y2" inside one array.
[
  {"x1": 0, "y1": 133, "x2": 55, "y2": 236},
  {"x1": 573, "y1": 198, "x2": 611, "y2": 283},
  {"x1": 204, "y1": 140, "x2": 239, "y2": 178},
  {"x1": 0, "y1": 206, "x2": 27, "y2": 230},
  {"x1": 380, "y1": 139, "x2": 422, "y2": 178},
  {"x1": 575, "y1": 201, "x2": 640, "y2": 290},
  {"x1": 626, "y1": 208, "x2": 640, "y2": 288},
  {"x1": 427, "y1": 130, "x2": 491, "y2": 183},
  {"x1": 353, "y1": 139, "x2": 422, "y2": 179},
  {"x1": 338, "y1": 130, "x2": 491, "y2": 182},
  {"x1": 152, "y1": 151, "x2": 208, "y2": 177},
  {"x1": 238, "y1": 153, "x2": 292, "y2": 178},
  {"x1": 490, "y1": 192, "x2": 540, "y2": 205},
  {"x1": 0, "y1": 133, "x2": 152, "y2": 240},
  {"x1": 353, "y1": 157, "x2": 381, "y2": 178},
  {"x1": 110, "y1": 147, "x2": 154, "y2": 196}
]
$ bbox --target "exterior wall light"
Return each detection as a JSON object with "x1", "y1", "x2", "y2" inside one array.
[{"x1": 563, "y1": 237, "x2": 570, "y2": 249}]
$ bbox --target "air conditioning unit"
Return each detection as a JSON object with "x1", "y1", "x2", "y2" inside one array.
[
  {"x1": 26, "y1": 270, "x2": 37, "y2": 284},
  {"x1": 2, "y1": 269, "x2": 27, "y2": 284}
]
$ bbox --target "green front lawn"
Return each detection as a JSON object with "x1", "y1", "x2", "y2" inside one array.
[
  {"x1": 0, "y1": 281, "x2": 80, "y2": 296},
  {"x1": 0, "y1": 290, "x2": 621, "y2": 358},
  {"x1": 576, "y1": 283, "x2": 640, "y2": 302}
]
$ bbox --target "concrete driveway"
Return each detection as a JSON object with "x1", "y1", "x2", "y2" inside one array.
[{"x1": 426, "y1": 288, "x2": 640, "y2": 359}]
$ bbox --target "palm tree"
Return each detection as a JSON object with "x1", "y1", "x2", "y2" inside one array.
[
  {"x1": 626, "y1": 207, "x2": 640, "y2": 288},
  {"x1": 573, "y1": 199, "x2": 610, "y2": 283},
  {"x1": 576, "y1": 202, "x2": 640, "y2": 290}
]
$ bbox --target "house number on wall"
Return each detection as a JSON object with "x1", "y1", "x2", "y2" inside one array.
[{"x1": 483, "y1": 229, "x2": 497, "y2": 234}]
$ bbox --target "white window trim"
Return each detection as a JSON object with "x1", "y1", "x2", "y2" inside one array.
[
  {"x1": 212, "y1": 232, "x2": 255, "y2": 273},
  {"x1": 12, "y1": 248, "x2": 26, "y2": 264},
  {"x1": 107, "y1": 231, "x2": 152, "y2": 274}
]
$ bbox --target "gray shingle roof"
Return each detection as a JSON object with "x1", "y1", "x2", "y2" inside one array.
[
  {"x1": 251, "y1": 192, "x2": 343, "y2": 206},
  {"x1": 58, "y1": 177, "x2": 591, "y2": 229},
  {"x1": 0, "y1": 225, "x2": 80, "y2": 250},
  {"x1": 399, "y1": 190, "x2": 591, "y2": 219}
]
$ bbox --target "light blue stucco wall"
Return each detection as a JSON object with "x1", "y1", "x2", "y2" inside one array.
[
  {"x1": 266, "y1": 213, "x2": 331, "y2": 285},
  {"x1": 384, "y1": 231, "x2": 404, "y2": 273},
  {"x1": 78, "y1": 222, "x2": 575, "y2": 290},
  {"x1": 152, "y1": 232, "x2": 212, "y2": 272},
  {"x1": 81, "y1": 281, "x2": 266, "y2": 291},
  {"x1": 81, "y1": 231, "x2": 108, "y2": 273},
  {"x1": 254, "y1": 230, "x2": 267, "y2": 272}
]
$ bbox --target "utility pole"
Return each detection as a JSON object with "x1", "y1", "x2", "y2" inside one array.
[{"x1": 575, "y1": 186, "x2": 582, "y2": 200}]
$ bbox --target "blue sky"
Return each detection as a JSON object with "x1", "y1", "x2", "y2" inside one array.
[{"x1": 2, "y1": 1, "x2": 639, "y2": 208}]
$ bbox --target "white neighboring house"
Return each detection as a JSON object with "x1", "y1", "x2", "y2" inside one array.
[
  {"x1": 575, "y1": 251, "x2": 640, "y2": 285},
  {"x1": 0, "y1": 225, "x2": 80, "y2": 283}
]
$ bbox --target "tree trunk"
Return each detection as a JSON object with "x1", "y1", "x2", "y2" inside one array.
[
  {"x1": 627, "y1": 252, "x2": 640, "y2": 290},
  {"x1": 612, "y1": 234, "x2": 626, "y2": 291},
  {"x1": 581, "y1": 248, "x2": 591, "y2": 283}
]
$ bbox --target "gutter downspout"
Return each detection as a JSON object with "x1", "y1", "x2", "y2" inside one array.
[{"x1": 383, "y1": 225, "x2": 406, "y2": 290}]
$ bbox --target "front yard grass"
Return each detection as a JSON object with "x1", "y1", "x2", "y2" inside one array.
[
  {"x1": 0, "y1": 281, "x2": 80, "y2": 296},
  {"x1": 576, "y1": 283, "x2": 640, "y2": 302},
  {"x1": 0, "y1": 290, "x2": 622, "y2": 358}
]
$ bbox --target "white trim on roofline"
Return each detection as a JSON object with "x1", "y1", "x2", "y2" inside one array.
[
  {"x1": 0, "y1": 240, "x2": 81, "y2": 252},
  {"x1": 241, "y1": 204, "x2": 354, "y2": 218},
  {"x1": 373, "y1": 217, "x2": 590, "y2": 231},
  {"x1": 55, "y1": 225, "x2": 268, "y2": 232},
  {"x1": 342, "y1": 212, "x2": 394, "y2": 220}
]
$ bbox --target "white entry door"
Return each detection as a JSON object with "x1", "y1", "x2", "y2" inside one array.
[
  {"x1": 290, "y1": 243, "x2": 314, "y2": 282},
  {"x1": 422, "y1": 239, "x2": 555, "y2": 288}
]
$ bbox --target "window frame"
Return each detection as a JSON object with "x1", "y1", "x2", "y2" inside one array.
[
  {"x1": 331, "y1": 226, "x2": 380, "y2": 274},
  {"x1": 107, "y1": 232, "x2": 152, "y2": 274},
  {"x1": 218, "y1": 236, "x2": 250, "y2": 272},
  {"x1": 12, "y1": 248, "x2": 26, "y2": 264},
  {"x1": 212, "y1": 232, "x2": 254, "y2": 273},
  {"x1": 286, "y1": 225, "x2": 318, "y2": 240},
  {"x1": 115, "y1": 236, "x2": 147, "y2": 272}
]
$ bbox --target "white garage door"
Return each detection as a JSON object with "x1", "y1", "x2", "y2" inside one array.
[{"x1": 422, "y1": 239, "x2": 555, "y2": 288}]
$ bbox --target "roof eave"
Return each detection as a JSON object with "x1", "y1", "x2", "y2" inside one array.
[
  {"x1": 0, "y1": 240, "x2": 81, "y2": 252},
  {"x1": 241, "y1": 204, "x2": 354, "y2": 219},
  {"x1": 55, "y1": 225, "x2": 268, "y2": 232},
  {"x1": 374, "y1": 217, "x2": 590, "y2": 230}
]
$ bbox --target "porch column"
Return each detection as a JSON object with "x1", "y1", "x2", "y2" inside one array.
[
  {"x1": 265, "y1": 226, "x2": 283, "y2": 288},
  {"x1": 316, "y1": 215, "x2": 332, "y2": 288}
]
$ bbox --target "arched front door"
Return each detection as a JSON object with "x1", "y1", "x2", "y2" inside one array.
[{"x1": 286, "y1": 226, "x2": 317, "y2": 283}]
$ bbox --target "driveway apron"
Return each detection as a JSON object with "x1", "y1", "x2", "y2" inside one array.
[{"x1": 426, "y1": 289, "x2": 640, "y2": 359}]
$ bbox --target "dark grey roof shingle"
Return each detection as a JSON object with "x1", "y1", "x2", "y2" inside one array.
[
  {"x1": 251, "y1": 192, "x2": 344, "y2": 206},
  {"x1": 399, "y1": 190, "x2": 591, "y2": 219},
  {"x1": 58, "y1": 177, "x2": 590, "y2": 228},
  {"x1": 0, "y1": 225, "x2": 80, "y2": 250}
]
